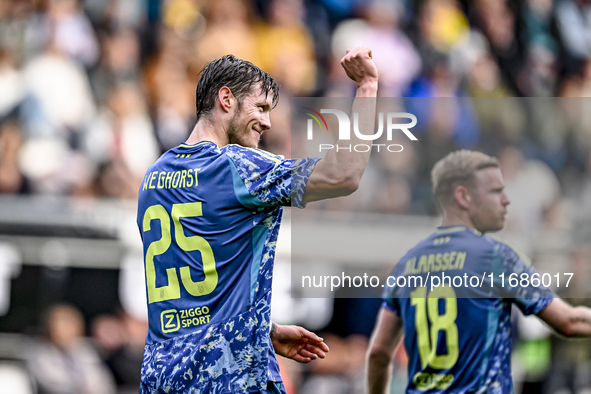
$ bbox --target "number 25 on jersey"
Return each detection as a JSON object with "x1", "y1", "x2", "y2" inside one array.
[{"x1": 142, "y1": 202, "x2": 218, "y2": 304}]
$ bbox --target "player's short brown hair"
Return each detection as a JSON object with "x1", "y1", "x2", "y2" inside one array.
[
  {"x1": 431, "y1": 150, "x2": 500, "y2": 206},
  {"x1": 195, "y1": 55, "x2": 279, "y2": 121}
]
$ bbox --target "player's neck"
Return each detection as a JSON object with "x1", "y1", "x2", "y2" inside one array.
[
  {"x1": 441, "y1": 210, "x2": 477, "y2": 231},
  {"x1": 185, "y1": 116, "x2": 229, "y2": 147}
]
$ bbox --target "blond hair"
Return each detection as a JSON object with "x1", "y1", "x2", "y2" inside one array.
[{"x1": 432, "y1": 150, "x2": 499, "y2": 206}]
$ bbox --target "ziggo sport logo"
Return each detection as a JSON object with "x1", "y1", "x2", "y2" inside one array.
[{"x1": 303, "y1": 108, "x2": 417, "y2": 152}]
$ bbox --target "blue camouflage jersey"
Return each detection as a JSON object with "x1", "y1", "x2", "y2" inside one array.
[
  {"x1": 383, "y1": 226, "x2": 555, "y2": 394},
  {"x1": 136, "y1": 141, "x2": 319, "y2": 393}
]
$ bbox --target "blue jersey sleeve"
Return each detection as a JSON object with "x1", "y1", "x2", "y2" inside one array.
[
  {"x1": 225, "y1": 145, "x2": 319, "y2": 209},
  {"x1": 492, "y1": 239, "x2": 555, "y2": 315},
  {"x1": 382, "y1": 260, "x2": 406, "y2": 315},
  {"x1": 382, "y1": 298, "x2": 400, "y2": 314}
]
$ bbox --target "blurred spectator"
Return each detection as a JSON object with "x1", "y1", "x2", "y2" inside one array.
[
  {"x1": 25, "y1": 0, "x2": 99, "y2": 67},
  {"x1": 87, "y1": 82, "x2": 155, "y2": 173},
  {"x1": 458, "y1": 31, "x2": 515, "y2": 97},
  {"x1": 470, "y1": 96, "x2": 526, "y2": 157},
  {"x1": 152, "y1": 76, "x2": 195, "y2": 150},
  {"x1": 406, "y1": 51, "x2": 463, "y2": 97},
  {"x1": 373, "y1": 173, "x2": 412, "y2": 214},
  {"x1": 416, "y1": 0, "x2": 470, "y2": 55},
  {"x1": 21, "y1": 41, "x2": 96, "y2": 139},
  {"x1": 0, "y1": 47, "x2": 25, "y2": 118},
  {"x1": 143, "y1": 27, "x2": 195, "y2": 151},
  {"x1": 517, "y1": 0, "x2": 561, "y2": 95},
  {"x1": 555, "y1": 0, "x2": 591, "y2": 69},
  {"x1": 406, "y1": 69, "x2": 480, "y2": 142},
  {"x1": 372, "y1": 140, "x2": 418, "y2": 213},
  {"x1": 144, "y1": 25, "x2": 195, "y2": 148},
  {"x1": 91, "y1": 314, "x2": 126, "y2": 359},
  {"x1": 27, "y1": 304, "x2": 116, "y2": 394},
  {"x1": 254, "y1": 0, "x2": 317, "y2": 95},
  {"x1": 470, "y1": 0, "x2": 525, "y2": 95},
  {"x1": 579, "y1": 59, "x2": 591, "y2": 96},
  {"x1": 315, "y1": 0, "x2": 359, "y2": 27},
  {"x1": 193, "y1": 0, "x2": 260, "y2": 72},
  {"x1": 84, "y1": 82, "x2": 158, "y2": 199},
  {"x1": 498, "y1": 145, "x2": 563, "y2": 234},
  {"x1": 47, "y1": 0, "x2": 99, "y2": 67},
  {"x1": 0, "y1": 120, "x2": 29, "y2": 194},
  {"x1": 520, "y1": 0, "x2": 557, "y2": 55},
  {"x1": 573, "y1": 145, "x2": 591, "y2": 242},
  {"x1": 525, "y1": 98, "x2": 570, "y2": 171},
  {"x1": 104, "y1": 0, "x2": 146, "y2": 31},
  {"x1": 0, "y1": 0, "x2": 31, "y2": 65},
  {"x1": 90, "y1": 29, "x2": 142, "y2": 105},
  {"x1": 17, "y1": 136, "x2": 96, "y2": 195},
  {"x1": 15, "y1": 36, "x2": 97, "y2": 194},
  {"x1": 358, "y1": 0, "x2": 421, "y2": 97},
  {"x1": 522, "y1": 44, "x2": 559, "y2": 96},
  {"x1": 92, "y1": 312, "x2": 146, "y2": 394}
]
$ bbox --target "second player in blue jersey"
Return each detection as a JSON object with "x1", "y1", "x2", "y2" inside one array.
[{"x1": 368, "y1": 150, "x2": 591, "y2": 394}]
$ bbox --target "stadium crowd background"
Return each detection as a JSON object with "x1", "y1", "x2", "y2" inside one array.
[{"x1": 1, "y1": 0, "x2": 591, "y2": 393}]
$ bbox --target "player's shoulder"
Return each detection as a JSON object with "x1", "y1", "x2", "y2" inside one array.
[
  {"x1": 413, "y1": 226, "x2": 498, "y2": 258},
  {"x1": 421, "y1": 225, "x2": 486, "y2": 247},
  {"x1": 223, "y1": 145, "x2": 289, "y2": 171},
  {"x1": 485, "y1": 234, "x2": 532, "y2": 265},
  {"x1": 174, "y1": 141, "x2": 221, "y2": 155},
  {"x1": 224, "y1": 144, "x2": 284, "y2": 161},
  {"x1": 151, "y1": 141, "x2": 220, "y2": 164}
]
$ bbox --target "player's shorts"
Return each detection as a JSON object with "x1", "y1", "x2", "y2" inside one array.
[{"x1": 257, "y1": 381, "x2": 287, "y2": 394}]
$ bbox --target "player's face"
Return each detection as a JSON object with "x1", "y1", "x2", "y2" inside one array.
[
  {"x1": 227, "y1": 87, "x2": 273, "y2": 149},
  {"x1": 468, "y1": 167, "x2": 510, "y2": 233}
]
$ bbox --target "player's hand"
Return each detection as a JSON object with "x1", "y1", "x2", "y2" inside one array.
[
  {"x1": 340, "y1": 46, "x2": 379, "y2": 88},
  {"x1": 270, "y1": 323, "x2": 329, "y2": 363}
]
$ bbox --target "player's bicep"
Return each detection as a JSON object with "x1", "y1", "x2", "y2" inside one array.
[
  {"x1": 301, "y1": 159, "x2": 359, "y2": 204},
  {"x1": 368, "y1": 306, "x2": 404, "y2": 361}
]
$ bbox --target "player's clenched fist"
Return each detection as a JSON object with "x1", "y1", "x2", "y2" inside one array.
[{"x1": 340, "y1": 46, "x2": 379, "y2": 87}]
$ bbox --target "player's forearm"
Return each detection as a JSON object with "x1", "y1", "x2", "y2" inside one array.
[
  {"x1": 366, "y1": 351, "x2": 393, "y2": 394},
  {"x1": 341, "y1": 59, "x2": 379, "y2": 184},
  {"x1": 565, "y1": 306, "x2": 591, "y2": 337},
  {"x1": 300, "y1": 47, "x2": 378, "y2": 203},
  {"x1": 345, "y1": 84, "x2": 378, "y2": 182},
  {"x1": 308, "y1": 88, "x2": 377, "y2": 197},
  {"x1": 355, "y1": 80, "x2": 379, "y2": 97},
  {"x1": 366, "y1": 308, "x2": 403, "y2": 394},
  {"x1": 539, "y1": 299, "x2": 591, "y2": 338}
]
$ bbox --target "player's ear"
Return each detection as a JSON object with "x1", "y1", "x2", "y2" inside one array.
[
  {"x1": 218, "y1": 87, "x2": 235, "y2": 113},
  {"x1": 454, "y1": 185, "x2": 471, "y2": 210}
]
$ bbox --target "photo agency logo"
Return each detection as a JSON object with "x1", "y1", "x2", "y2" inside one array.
[{"x1": 303, "y1": 107, "x2": 418, "y2": 152}]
